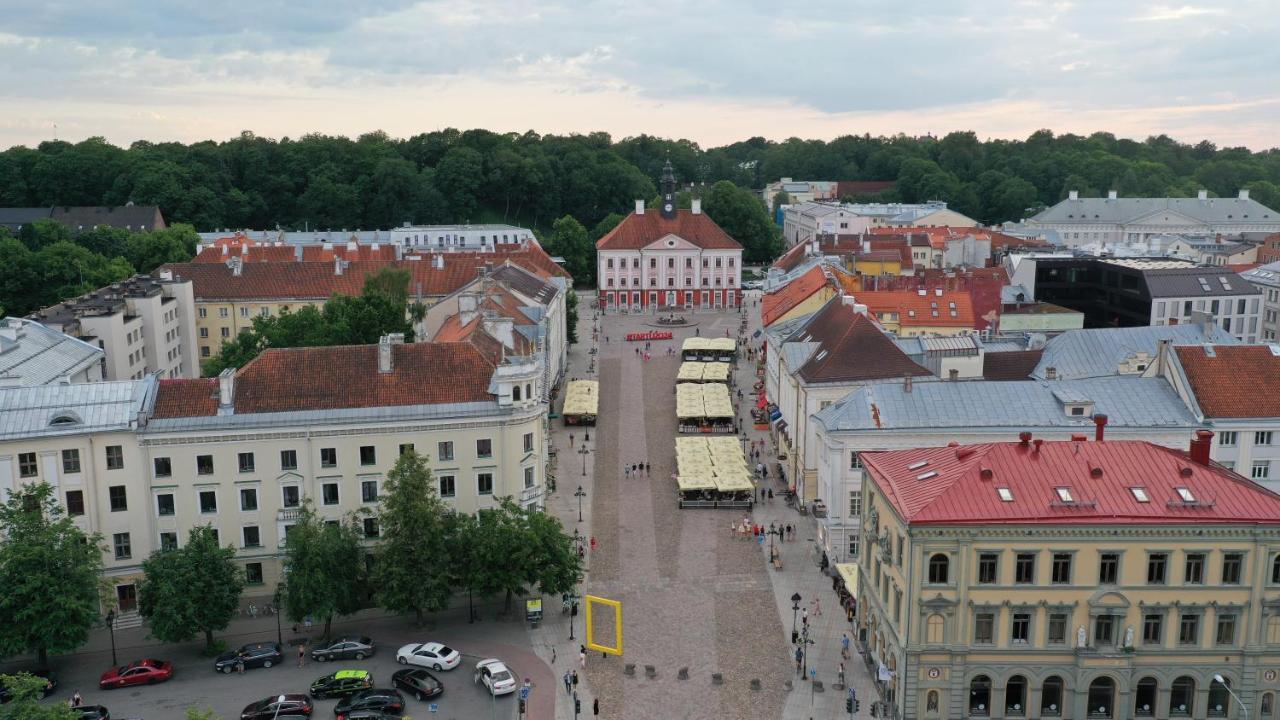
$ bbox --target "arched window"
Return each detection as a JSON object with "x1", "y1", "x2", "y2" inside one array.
[
  {"x1": 1041, "y1": 676, "x2": 1064, "y2": 717},
  {"x1": 926, "y1": 690, "x2": 940, "y2": 715},
  {"x1": 1263, "y1": 692, "x2": 1275, "y2": 718},
  {"x1": 512, "y1": 385, "x2": 522, "y2": 401},
  {"x1": 1087, "y1": 677, "x2": 1115, "y2": 719},
  {"x1": 1209, "y1": 676, "x2": 1232, "y2": 718},
  {"x1": 969, "y1": 675, "x2": 991, "y2": 717},
  {"x1": 1170, "y1": 677, "x2": 1196, "y2": 717},
  {"x1": 1006, "y1": 675, "x2": 1028, "y2": 716},
  {"x1": 1268, "y1": 615, "x2": 1280, "y2": 645},
  {"x1": 928, "y1": 553, "x2": 949, "y2": 583},
  {"x1": 1134, "y1": 677, "x2": 1157, "y2": 717},
  {"x1": 926, "y1": 614, "x2": 945, "y2": 644},
  {"x1": 1272, "y1": 555, "x2": 1280, "y2": 584},
  {"x1": 525, "y1": 383, "x2": 532, "y2": 400}
]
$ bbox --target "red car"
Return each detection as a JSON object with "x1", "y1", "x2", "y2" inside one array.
[{"x1": 98, "y1": 659, "x2": 173, "y2": 689}]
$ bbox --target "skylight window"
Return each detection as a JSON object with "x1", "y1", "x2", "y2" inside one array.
[
  {"x1": 1130, "y1": 487, "x2": 1150, "y2": 503},
  {"x1": 916, "y1": 471, "x2": 938, "y2": 481},
  {"x1": 907, "y1": 460, "x2": 929, "y2": 471},
  {"x1": 1055, "y1": 487, "x2": 1074, "y2": 502},
  {"x1": 1175, "y1": 487, "x2": 1196, "y2": 503},
  {"x1": 996, "y1": 487, "x2": 1014, "y2": 502}
]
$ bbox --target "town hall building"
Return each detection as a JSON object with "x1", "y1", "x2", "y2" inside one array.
[{"x1": 596, "y1": 162, "x2": 744, "y2": 312}]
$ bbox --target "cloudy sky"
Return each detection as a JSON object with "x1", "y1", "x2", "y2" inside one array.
[{"x1": 1, "y1": 0, "x2": 1276, "y2": 150}]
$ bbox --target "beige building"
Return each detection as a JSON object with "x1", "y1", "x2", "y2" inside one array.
[
  {"x1": 0, "y1": 334, "x2": 548, "y2": 618},
  {"x1": 858, "y1": 432, "x2": 1280, "y2": 720}
]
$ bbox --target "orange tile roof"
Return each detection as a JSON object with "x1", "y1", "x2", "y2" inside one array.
[
  {"x1": 194, "y1": 244, "x2": 297, "y2": 263},
  {"x1": 1175, "y1": 344, "x2": 1280, "y2": 418},
  {"x1": 854, "y1": 289, "x2": 977, "y2": 328},
  {"x1": 301, "y1": 243, "x2": 397, "y2": 262},
  {"x1": 596, "y1": 209, "x2": 741, "y2": 251},
  {"x1": 761, "y1": 265, "x2": 831, "y2": 326}
]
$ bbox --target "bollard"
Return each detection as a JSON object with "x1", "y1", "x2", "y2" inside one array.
[
  {"x1": 623, "y1": 663, "x2": 636, "y2": 676},
  {"x1": 644, "y1": 665, "x2": 657, "y2": 679},
  {"x1": 677, "y1": 667, "x2": 689, "y2": 680},
  {"x1": 750, "y1": 679, "x2": 762, "y2": 692},
  {"x1": 813, "y1": 680, "x2": 825, "y2": 693},
  {"x1": 711, "y1": 673, "x2": 723, "y2": 685},
  {"x1": 783, "y1": 679, "x2": 794, "y2": 692}
]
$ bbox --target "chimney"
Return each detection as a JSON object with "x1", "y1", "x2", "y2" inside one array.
[
  {"x1": 903, "y1": 376, "x2": 913, "y2": 393},
  {"x1": 217, "y1": 368, "x2": 235, "y2": 414},
  {"x1": 1239, "y1": 189, "x2": 1251, "y2": 200},
  {"x1": 1093, "y1": 413, "x2": 1108, "y2": 441},
  {"x1": 227, "y1": 256, "x2": 244, "y2": 277},
  {"x1": 378, "y1": 333, "x2": 404, "y2": 374},
  {"x1": 1198, "y1": 189, "x2": 1209, "y2": 200},
  {"x1": 347, "y1": 240, "x2": 358, "y2": 252},
  {"x1": 334, "y1": 258, "x2": 346, "y2": 276},
  {"x1": 691, "y1": 198, "x2": 702, "y2": 215},
  {"x1": 221, "y1": 244, "x2": 229, "y2": 256},
  {"x1": 1019, "y1": 431, "x2": 1033, "y2": 445},
  {"x1": 1189, "y1": 429, "x2": 1214, "y2": 465},
  {"x1": 1107, "y1": 190, "x2": 1117, "y2": 200},
  {"x1": 159, "y1": 268, "x2": 173, "y2": 281},
  {"x1": 1045, "y1": 366, "x2": 1057, "y2": 380},
  {"x1": 635, "y1": 199, "x2": 645, "y2": 215},
  {"x1": 1032, "y1": 438, "x2": 1044, "y2": 453},
  {"x1": 1068, "y1": 190, "x2": 1079, "y2": 201},
  {"x1": 1071, "y1": 434, "x2": 1087, "y2": 442}
]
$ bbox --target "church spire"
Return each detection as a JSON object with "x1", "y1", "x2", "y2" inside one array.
[{"x1": 660, "y1": 157, "x2": 677, "y2": 219}]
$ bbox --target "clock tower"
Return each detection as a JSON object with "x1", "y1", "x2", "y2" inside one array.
[{"x1": 660, "y1": 158, "x2": 677, "y2": 220}]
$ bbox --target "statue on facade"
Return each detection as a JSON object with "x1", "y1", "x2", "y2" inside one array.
[{"x1": 1077, "y1": 625, "x2": 1087, "y2": 648}]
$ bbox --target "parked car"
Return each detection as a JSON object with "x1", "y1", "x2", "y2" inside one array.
[
  {"x1": 311, "y1": 636, "x2": 375, "y2": 662},
  {"x1": 98, "y1": 659, "x2": 173, "y2": 689},
  {"x1": 473, "y1": 658, "x2": 517, "y2": 696},
  {"x1": 333, "y1": 688, "x2": 404, "y2": 718},
  {"x1": 240, "y1": 693, "x2": 313, "y2": 720},
  {"x1": 71, "y1": 706, "x2": 110, "y2": 720},
  {"x1": 391, "y1": 667, "x2": 443, "y2": 700},
  {"x1": 310, "y1": 669, "x2": 374, "y2": 699},
  {"x1": 395, "y1": 642, "x2": 459, "y2": 671},
  {"x1": 214, "y1": 642, "x2": 284, "y2": 674},
  {"x1": 0, "y1": 669, "x2": 57, "y2": 702},
  {"x1": 337, "y1": 713, "x2": 401, "y2": 720}
]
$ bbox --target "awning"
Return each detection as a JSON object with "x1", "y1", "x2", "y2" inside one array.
[
  {"x1": 756, "y1": 393, "x2": 767, "y2": 410},
  {"x1": 835, "y1": 563, "x2": 859, "y2": 598},
  {"x1": 768, "y1": 408, "x2": 782, "y2": 422}
]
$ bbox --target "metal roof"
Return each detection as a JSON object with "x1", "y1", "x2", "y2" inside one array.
[
  {"x1": 1030, "y1": 195, "x2": 1280, "y2": 226},
  {"x1": 142, "y1": 400, "x2": 505, "y2": 434},
  {"x1": 1241, "y1": 261, "x2": 1280, "y2": 288},
  {"x1": 0, "y1": 318, "x2": 103, "y2": 386},
  {"x1": 1032, "y1": 325, "x2": 1237, "y2": 380},
  {"x1": 0, "y1": 378, "x2": 152, "y2": 441},
  {"x1": 814, "y1": 376, "x2": 1195, "y2": 433}
]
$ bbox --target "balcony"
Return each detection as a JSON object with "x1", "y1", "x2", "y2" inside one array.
[{"x1": 277, "y1": 508, "x2": 302, "y2": 522}]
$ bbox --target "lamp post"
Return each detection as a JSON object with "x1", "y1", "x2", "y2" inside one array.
[
  {"x1": 575, "y1": 485, "x2": 587, "y2": 522},
  {"x1": 791, "y1": 592, "x2": 802, "y2": 638},
  {"x1": 1212, "y1": 674, "x2": 1247, "y2": 720},
  {"x1": 578, "y1": 445, "x2": 590, "y2": 477},
  {"x1": 104, "y1": 610, "x2": 118, "y2": 665}
]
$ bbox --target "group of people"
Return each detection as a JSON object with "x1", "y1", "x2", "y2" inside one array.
[{"x1": 622, "y1": 462, "x2": 650, "y2": 478}]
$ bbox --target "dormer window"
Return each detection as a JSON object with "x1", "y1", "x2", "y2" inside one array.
[
  {"x1": 49, "y1": 414, "x2": 80, "y2": 426},
  {"x1": 1175, "y1": 487, "x2": 1196, "y2": 503},
  {"x1": 1056, "y1": 487, "x2": 1074, "y2": 503}
]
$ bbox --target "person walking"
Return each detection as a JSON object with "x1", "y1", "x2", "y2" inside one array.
[
  {"x1": 298, "y1": 643, "x2": 306, "y2": 668},
  {"x1": 594, "y1": 697, "x2": 600, "y2": 716},
  {"x1": 813, "y1": 597, "x2": 823, "y2": 616},
  {"x1": 569, "y1": 433, "x2": 575, "y2": 447},
  {"x1": 795, "y1": 646, "x2": 803, "y2": 675},
  {"x1": 70, "y1": 692, "x2": 83, "y2": 707},
  {"x1": 624, "y1": 466, "x2": 630, "y2": 479},
  {"x1": 564, "y1": 670, "x2": 572, "y2": 694},
  {"x1": 838, "y1": 662, "x2": 846, "y2": 688},
  {"x1": 841, "y1": 633, "x2": 851, "y2": 660},
  {"x1": 572, "y1": 670, "x2": 580, "y2": 688},
  {"x1": 579, "y1": 647, "x2": 587, "y2": 669}
]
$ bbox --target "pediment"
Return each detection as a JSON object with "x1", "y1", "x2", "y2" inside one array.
[
  {"x1": 1126, "y1": 208, "x2": 1207, "y2": 227},
  {"x1": 276, "y1": 471, "x2": 304, "y2": 483},
  {"x1": 643, "y1": 234, "x2": 700, "y2": 252}
]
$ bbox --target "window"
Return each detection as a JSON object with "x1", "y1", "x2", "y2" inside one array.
[
  {"x1": 197, "y1": 454, "x2": 214, "y2": 475},
  {"x1": 18, "y1": 452, "x2": 37, "y2": 478},
  {"x1": 199, "y1": 307, "x2": 207, "y2": 318},
  {"x1": 1015, "y1": 552, "x2": 1035, "y2": 584},
  {"x1": 524, "y1": 467, "x2": 535, "y2": 489},
  {"x1": 361, "y1": 480, "x2": 378, "y2": 503},
  {"x1": 970, "y1": 675, "x2": 992, "y2": 716},
  {"x1": 1051, "y1": 553, "x2": 1072, "y2": 584},
  {"x1": 1006, "y1": 675, "x2": 1027, "y2": 716},
  {"x1": 1273, "y1": 554, "x2": 1280, "y2": 584},
  {"x1": 1220, "y1": 431, "x2": 1238, "y2": 446},
  {"x1": 1222, "y1": 552, "x2": 1244, "y2": 584},
  {"x1": 1171, "y1": 677, "x2": 1196, "y2": 717},
  {"x1": 200, "y1": 327, "x2": 208, "y2": 338},
  {"x1": 977, "y1": 552, "x2": 998, "y2": 584},
  {"x1": 113, "y1": 532, "x2": 131, "y2": 560},
  {"x1": 1209, "y1": 678, "x2": 1233, "y2": 718},
  {"x1": 1147, "y1": 552, "x2": 1168, "y2": 584},
  {"x1": 160, "y1": 532, "x2": 178, "y2": 552},
  {"x1": 199, "y1": 490, "x2": 217, "y2": 513},
  {"x1": 1254, "y1": 461, "x2": 1271, "y2": 480},
  {"x1": 1216, "y1": 613, "x2": 1237, "y2": 645},
  {"x1": 928, "y1": 554, "x2": 949, "y2": 583},
  {"x1": 1142, "y1": 613, "x2": 1163, "y2": 644},
  {"x1": 149, "y1": 456, "x2": 172, "y2": 478},
  {"x1": 974, "y1": 612, "x2": 994, "y2": 644},
  {"x1": 221, "y1": 327, "x2": 230, "y2": 338},
  {"x1": 849, "y1": 452, "x2": 862, "y2": 469},
  {"x1": 848, "y1": 537, "x2": 859, "y2": 558},
  {"x1": 848, "y1": 490, "x2": 862, "y2": 517},
  {"x1": 926, "y1": 614, "x2": 945, "y2": 643},
  {"x1": 1135, "y1": 677, "x2": 1157, "y2": 718},
  {"x1": 156, "y1": 493, "x2": 175, "y2": 516},
  {"x1": 1258, "y1": 431, "x2": 1274, "y2": 446},
  {"x1": 1176, "y1": 486, "x2": 1196, "y2": 502},
  {"x1": 476, "y1": 439, "x2": 493, "y2": 458},
  {"x1": 105, "y1": 445, "x2": 124, "y2": 470},
  {"x1": 61, "y1": 449, "x2": 81, "y2": 474},
  {"x1": 359, "y1": 445, "x2": 376, "y2": 466},
  {"x1": 1041, "y1": 677, "x2": 1064, "y2": 717},
  {"x1": 1263, "y1": 691, "x2": 1275, "y2": 718},
  {"x1": 438, "y1": 475, "x2": 456, "y2": 497},
  {"x1": 1130, "y1": 486, "x2": 1150, "y2": 502},
  {"x1": 1055, "y1": 486, "x2": 1074, "y2": 502},
  {"x1": 240, "y1": 488, "x2": 258, "y2": 511},
  {"x1": 1184, "y1": 552, "x2": 1205, "y2": 583},
  {"x1": 1047, "y1": 613, "x2": 1068, "y2": 644},
  {"x1": 438, "y1": 441, "x2": 454, "y2": 461},
  {"x1": 320, "y1": 448, "x2": 336, "y2": 467},
  {"x1": 245, "y1": 562, "x2": 263, "y2": 585},
  {"x1": 109, "y1": 485, "x2": 127, "y2": 512},
  {"x1": 477, "y1": 473, "x2": 494, "y2": 495},
  {"x1": 1094, "y1": 614, "x2": 1116, "y2": 645},
  {"x1": 243, "y1": 526, "x2": 260, "y2": 548},
  {"x1": 238, "y1": 452, "x2": 255, "y2": 473},
  {"x1": 65, "y1": 490, "x2": 85, "y2": 516},
  {"x1": 322, "y1": 482, "x2": 339, "y2": 505},
  {"x1": 997, "y1": 487, "x2": 1014, "y2": 502},
  {"x1": 1011, "y1": 612, "x2": 1031, "y2": 644},
  {"x1": 280, "y1": 450, "x2": 297, "y2": 471},
  {"x1": 523, "y1": 432, "x2": 534, "y2": 453},
  {"x1": 399, "y1": 443, "x2": 414, "y2": 458},
  {"x1": 282, "y1": 486, "x2": 300, "y2": 508},
  {"x1": 362, "y1": 517, "x2": 379, "y2": 538},
  {"x1": 1178, "y1": 613, "x2": 1200, "y2": 645}
]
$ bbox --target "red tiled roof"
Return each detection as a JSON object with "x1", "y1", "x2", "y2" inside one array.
[
  {"x1": 194, "y1": 244, "x2": 297, "y2": 263},
  {"x1": 762, "y1": 265, "x2": 831, "y2": 326},
  {"x1": 1175, "y1": 344, "x2": 1280, "y2": 418},
  {"x1": 863, "y1": 439, "x2": 1280, "y2": 526},
  {"x1": 789, "y1": 298, "x2": 931, "y2": 384},
  {"x1": 596, "y1": 209, "x2": 741, "y2": 251},
  {"x1": 301, "y1": 243, "x2": 397, "y2": 262},
  {"x1": 853, "y1": 289, "x2": 977, "y2": 328},
  {"x1": 982, "y1": 349, "x2": 1044, "y2": 381},
  {"x1": 151, "y1": 342, "x2": 497, "y2": 418}
]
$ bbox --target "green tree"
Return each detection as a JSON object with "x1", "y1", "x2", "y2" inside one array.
[
  {"x1": 434, "y1": 146, "x2": 485, "y2": 220},
  {"x1": 591, "y1": 212, "x2": 625, "y2": 243},
  {"x1": 124, "y1": 224, "x2": 199, "y2": 273},
  {"x1": 565, "y1": 290, "x2": 580, "y2": 345},
  {"x1": 703, "y1": 181, "x2": 783, "y2": 263},
  {"x1": 17, "y1": 219, "x2": 71, "y2": 251},
  {"x1": 0, "y1": 484, "x2": 104, "y2": 668},
  {"x1": 184, "y1": 709, "x2": 222, "y2": 720},
  {"x1": 0, "y1": 673, "x2": 77, "y2": 720},
  {"x1": 520, "y1": 502, "x2": 583, "y2": 597},
  {"x1": 372, "y1": 452, "x2": 452, "y2": 625},
  {"x1": 771, "y1": 190, "x2": 791, "y2": 209},
  {"x1": 137, "y1": 525, "x2": 245, "y2": 650},
  {"x1": 544, "y1": 215, "x2": 592, "y2": 285},
  {"x1": 281, "y1": 501, "x2": 365, "y2": 638},
  {"x1": 452, "y1": 499, "x2": 582, "y2": 615}
]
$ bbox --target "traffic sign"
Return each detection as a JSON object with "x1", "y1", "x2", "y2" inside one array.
[
  {"x1": 520, "y1": 686, "x2": 531, "y2": 701},
  {"x1": 428, "y1": 702, "x2": 439, "y2": 712}
]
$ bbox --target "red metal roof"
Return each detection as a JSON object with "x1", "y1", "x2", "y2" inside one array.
[
  {"x1": 762, "y1": 265, "x2": 830, "y2": 326},
  {"x1": 852, "y1": 289, "x2": 977, "y2": 328},
  {"x1": 1175, "y1": 344, "x2": 1280, "y2": 418},
  {"x1": 862, "y1": 438, "x2": 1280, "y2": 526},
  {"x1": 595, "y1": 209, "x2": 741, "y2": 251}
]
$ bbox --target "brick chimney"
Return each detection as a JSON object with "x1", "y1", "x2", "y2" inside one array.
[
  {"x1": 1093, "y1": 413, "x2": 1108, "y2": 441},
  {"x1": 1189, "y1": 429, "x2": 1214, "y2": 465}
]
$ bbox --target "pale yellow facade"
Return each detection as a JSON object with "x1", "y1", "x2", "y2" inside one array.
[{"x1": 194, "y1": 300, "x2": 325, "y2": 362}]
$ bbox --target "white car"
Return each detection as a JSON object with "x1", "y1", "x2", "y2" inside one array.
[
  {"x1": 473, "y1": 658, "x2": 517, "y2": 696},
  {"x1": 396, "y1": 642, "x2": 461, "y2": 671}
]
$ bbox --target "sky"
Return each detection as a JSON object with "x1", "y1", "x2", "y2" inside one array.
[{"x1": 1, "y1": 0, "x2": 1276, "y2": 151}]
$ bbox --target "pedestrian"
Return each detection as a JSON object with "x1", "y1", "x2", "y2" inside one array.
[
  {"x1": 769, "y1": 489, "x2": 774, "y2": 500},
  {"x1": 569, "y1": 433, "x2": 575, "y2": 447},
  {"x1": 645, "y1": 462, "x2": 651, "y2": 474},
  {"x1": 71, "y1": 692, "x2": 83, "y2": 706},
  {"x1": 590, "y1": 536, "x2": 597, "y2": 552},
  {"x1": 585, "y1": 432, "x2": 590, "y2": 443},
  {"x1": 594, "y1": 697, "x2": 600, "y2": 716},
  {"x1": 298, "y1": 643, "x2": 306, "y2": 668},
  {"x1": 802, "y1": 608, "x2": 809, "y2": 625},
  {"x1": 813, "y1": 597, "x2": 823, "y2": 616},
  {"x1": 564, "y1": 670, "x2": 572, "y2": 694},
  {"x1": 572, "y1": 670, "x2": 580, "y2": 687},
  {"x1": 579, "y1": 646, "x2": 587, "y2": 668},
  {"x1": 842, "y1": 633, "x2": 851, "y2": 660},
  {"x1": 838, "y1": 662, "x2": 846, "y2": 687},
  {"x1": 795, "y1": 646, "x2": 803, "y2": 675},
  {"x1": 237, "y1": 655, "x2": 245, "y2": 675},
  {"x1": 624, "y1": 466, "x2": 630, "y2": 479}
]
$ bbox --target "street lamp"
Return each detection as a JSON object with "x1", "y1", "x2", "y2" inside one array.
[
  {"x1": 1212, "y1": 675, "x2": 1247, "y2": 720},
  {"x1": 104, "y1": 610, "x2": 118, "y2": 665},
  {"x1": 271, "y1": 693, "x2": 289, "y2": 720},
  {"x1": 575, "y1": 485, "x2": 587, "y2": 522},
  {"x1": 790, "y1": 592, "x2": 802, "y2": 638},
  {"x1": 578, "y1": 445, "x2": 590, "y2": 477}
]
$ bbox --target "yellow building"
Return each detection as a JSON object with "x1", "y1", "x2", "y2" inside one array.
[{"x1": 859, "y1": 431, "x2": 1280, "y2": 720}]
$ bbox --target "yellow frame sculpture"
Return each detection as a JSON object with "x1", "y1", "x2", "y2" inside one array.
[{"x1": 583, "y1": 594, "x2": 623, "y2": 656}]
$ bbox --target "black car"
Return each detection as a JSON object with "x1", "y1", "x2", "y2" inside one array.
[
  {"x1": 310, "y1": 669, "x2": 374, "y2": 699},
  {"x1": 240, "y1": 693, "x2": 313, "y2": 720},
  {"x1": 310, "y1": 636, "x2": 375, "y2": 662},
  {"x1": 392, "y1": 668, "x2": 443, "y2": 701},
  {"x1": 71, "y1": 705, "x2": 110, "y2": 720},
  {"x1": 333, "y1": 688, "x2": 404, "y2": 717},
  {"x1": 0, "y1": 668, "x2": 57, "y2": 702},
  {"x1": 338, "y1": 713, "x2": 401, "y2": 720},
  {"x1": 214, "y1": 642, "x2": 283, "y2": 674}
]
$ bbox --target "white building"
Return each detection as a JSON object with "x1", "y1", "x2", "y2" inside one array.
[
  {"x1": 0, "y1": 318, "x2": 104, "y2": 387},
  {"x1": 389, "y1": 224, "x2": 539, "y2": 250},
  {"x1": 1025, "y1": 189, "x2": 1280, "y2": 248},
  {"x1": 782, "y1": 201, "x2": 978, "y2": 248},
  {"x1": 1241, "y1": 261, "x2": 1280, "y2": 341}
]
